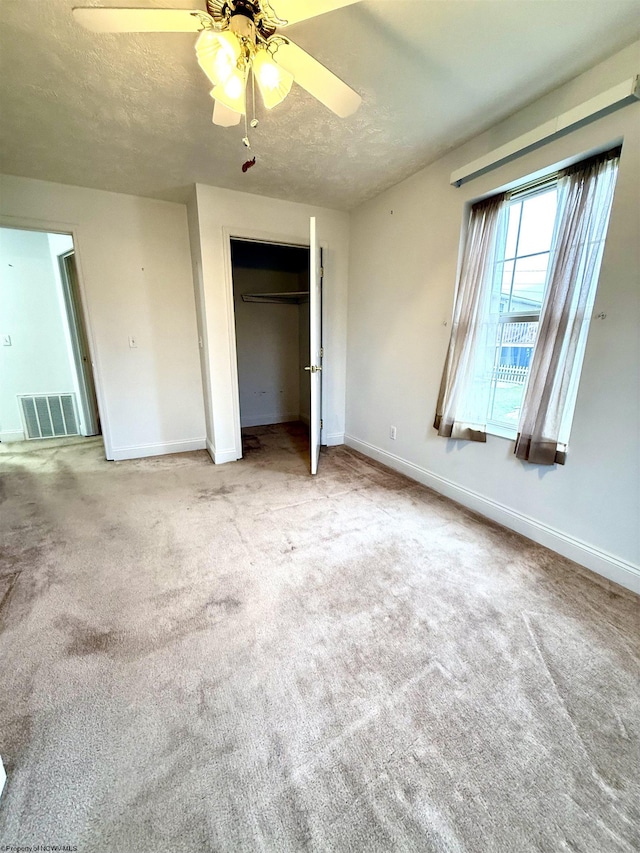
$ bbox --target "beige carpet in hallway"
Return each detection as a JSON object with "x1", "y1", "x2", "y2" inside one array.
[{"x1": 0, "y1": 424, "x2": 638, "y2": 852}]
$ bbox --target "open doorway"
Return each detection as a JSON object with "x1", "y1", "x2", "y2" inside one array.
[
  {"x1": 0, "y1": 227, "x2": 102, "y2": 453},
  {"x1": 231, "y1": 238, "x2": 312, "y2": 467}
]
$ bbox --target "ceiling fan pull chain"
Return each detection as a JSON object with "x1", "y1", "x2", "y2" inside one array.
[
  {"x1": 250, "y1": 66, "x2": 259, "y2": 129},
  {"x1": 241, "y1": 67, "x2": 258, "y2": 171},
  {"x1": 242, "y1": 71, "x2": 251, "y2": 149}
]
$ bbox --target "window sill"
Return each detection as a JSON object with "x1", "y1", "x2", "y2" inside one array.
[{"x1": 486, "y1": 424, "x2": 517, "y2": 441}]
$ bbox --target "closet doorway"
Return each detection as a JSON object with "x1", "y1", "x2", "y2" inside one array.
[{"x1": 230, "y1": 228, "x2": 323, "y2": 474}]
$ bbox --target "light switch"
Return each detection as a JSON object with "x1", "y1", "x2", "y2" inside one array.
[
  {"x1": 2, "y1": 335, "x2": 11, "y2": 346},
  {"x1": 129, "y1": 336, "x2": 137, "y2": 348}
]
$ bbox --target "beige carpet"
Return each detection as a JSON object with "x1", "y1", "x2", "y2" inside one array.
[{"x1": 0, "y1": 424, "x2": 638, "y2": 852}]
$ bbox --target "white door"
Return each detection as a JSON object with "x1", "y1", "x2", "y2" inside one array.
[
  {"x1": 59, "y1": 251, "x2": 101, "y2": 436},
  {"x1": 307, "y1": 217, "x2": 323, "y2": 475}
]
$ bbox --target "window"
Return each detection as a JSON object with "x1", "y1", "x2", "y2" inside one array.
[
  {"x1": 434, "y1": 147, "x2": 620, "y2": 465},
  {"x1": 487, "y1": 183, "x2": 557, "y2": 435}
]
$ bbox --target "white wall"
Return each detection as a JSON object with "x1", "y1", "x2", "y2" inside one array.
[
  {"x1": 233, "y1": 267, "x2": 301, "y2": 427},
  {"x1": 189, "y1": 185, "x2": 349, "y2": 463},
  {"x1": 0, "y1": 228, "x2": 77, "y2": 441},
  {"x1": 0, "y1": 176, "x2": 206, "y2": 460},
  {"x1": 346, "y1": 41, "x2": 640, "y2": 592}
]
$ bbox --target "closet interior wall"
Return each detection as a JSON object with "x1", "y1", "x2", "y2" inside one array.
[{"x1": 231, "y1": 242, "x2": 310, "y2": 430}]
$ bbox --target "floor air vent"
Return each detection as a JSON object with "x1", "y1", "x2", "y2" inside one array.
[{"x1": 20, "y1": 394, "x2": 79, "y2": 439}]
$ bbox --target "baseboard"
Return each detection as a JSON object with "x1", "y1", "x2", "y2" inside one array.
[
  {"x1": 111, "y1": 438, "x2": 207, "y2": 461},
  {"x1": 240, "y1": 413, "x2": 299, "y2": 428},
  {"x1": 345, "y1": 434, "x2": 640, "y2": 595},
  {"x1": 213, "y1": 447, "x2": 240, "y2": 464},
  {"x1": 0, "y1": 430, "x2": 25, "y2": 443},
  {"x1": 325, "y1": 432, "x2": 344, "y2": 447},
  {"x1": 205, "y1": 437, "x2": 240, "y2": 465}
]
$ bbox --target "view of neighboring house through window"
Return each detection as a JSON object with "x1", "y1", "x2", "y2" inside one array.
[{"x1": 487, "y1": 183, "x2": 557, "y2": 433}]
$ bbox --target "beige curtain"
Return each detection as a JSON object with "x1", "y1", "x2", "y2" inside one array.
[
  {"x1": 434, "y1": 193, "x2": 506, "y2": 441},
  {"x1": 514, "y1": 148, "x2": 620, "y2": 465}
]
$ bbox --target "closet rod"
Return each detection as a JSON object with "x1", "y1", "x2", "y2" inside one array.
[{"x1": 241, "y1": 291, "x2": 309, "y2": 304}]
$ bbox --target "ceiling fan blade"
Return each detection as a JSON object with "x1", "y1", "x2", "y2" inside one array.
[
  {"x1": 72, "y1": 7, "x2": 211, "y2": 33},
  {"x1": 212, "y1": 100, "x2": 242, "y2": 127},
  {"x1": 269, "y1": 0, "x2": 362, "y2": 27},
  {"x1": 273, "y1": 40, "x2": 361, "y2": 118}
]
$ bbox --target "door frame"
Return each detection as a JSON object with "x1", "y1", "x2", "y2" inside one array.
[
  {"x1": 0, "y1": 215, "x2": 112, "y2": 458},
  {"x1": 222, "y1": 226, "x2": 325, "y2": 462}
]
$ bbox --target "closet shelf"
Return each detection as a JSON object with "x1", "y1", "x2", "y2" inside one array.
[{"x1": 241, "y1": 291, "x2": 309, "y2": 304}]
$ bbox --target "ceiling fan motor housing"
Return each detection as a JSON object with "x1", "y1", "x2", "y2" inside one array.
[
  {"x1": 228, "y1": 0, "x2": 260, "y2": 19},
  {"x1": 229, "y1": 10, "x2": 256, "y2": 44},
  {"x1": 208, "y1": 0, "x2": 278, "y2": 39}
]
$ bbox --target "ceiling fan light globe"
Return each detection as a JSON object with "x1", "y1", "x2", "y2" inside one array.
[
  {"x1": 224, "y1": 74, "x2": 243, "y2": 100},
  {"x1": 253, "y1": 49, "x2": 293, "y2": 110},
  {"x1": 212, "y1": 99, "x2": 242, "y2": 127},
  {"x1": 258, "y1": 62, "x2": 279, "y2": 90},
  {"x1": 210, "y1": 66, "x2": 247, "y2": 115},
  {"x1": 196, "y1": 29, "x2": 241, "y2": 87}
]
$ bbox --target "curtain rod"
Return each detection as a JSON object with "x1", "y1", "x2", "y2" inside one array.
[{"x1": 450, "y1": 75, "x2": 639, "y2": 187}]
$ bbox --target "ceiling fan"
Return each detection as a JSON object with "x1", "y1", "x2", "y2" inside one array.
[{"x1": 72, "y1": 1, "x2": 363, "y2": 133}]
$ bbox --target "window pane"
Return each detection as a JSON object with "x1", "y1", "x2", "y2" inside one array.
[
  {"x1": 488, "y1": 321, "x2": 538, "y2": 427},
  {"x1": 516, "y1": 189, "x2": 557, "y2": 256},
  {"x1": 509, "y1": 253, "x2": 548, "y2": 311},
  {"x1": 501, "y1": 260, "x2": 514, "y2": 304},
  {"x1": 504, "y1": 201, "x2": 521, "y2": 259}
]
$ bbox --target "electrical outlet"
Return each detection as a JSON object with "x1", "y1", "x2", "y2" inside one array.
[
  {"x1": 390, "y1": 425, "x2": 397, "y2": 440},
  {"x1": 129, "y1": 335, "x2": 137, "y2": 349},
  {"x1": 2, "y1": 335, "x2": 11, "y2": 346}
]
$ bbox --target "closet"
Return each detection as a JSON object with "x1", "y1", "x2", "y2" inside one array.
[{"x1": 231, "y1": 239, "x2": 311, "y2": 437}]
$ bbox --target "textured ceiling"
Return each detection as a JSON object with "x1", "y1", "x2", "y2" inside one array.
[{"x1": 1, "y1": 0, "x2": 639, "y2": 210}]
